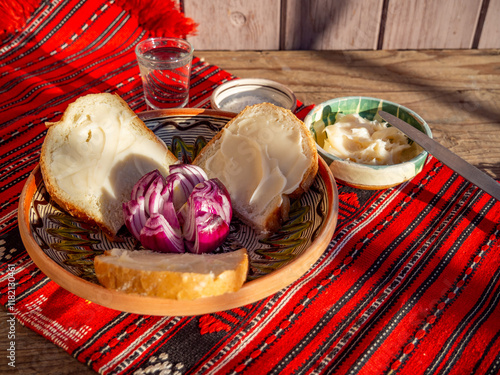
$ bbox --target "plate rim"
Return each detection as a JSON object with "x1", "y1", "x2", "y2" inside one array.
[{"x1": 18, "y1": 109, "x2": 339, "y2": 316}]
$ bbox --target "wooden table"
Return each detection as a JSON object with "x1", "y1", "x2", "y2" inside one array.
[{"x1": 2, "y1": 49, "x2": 499, "y2": 374}]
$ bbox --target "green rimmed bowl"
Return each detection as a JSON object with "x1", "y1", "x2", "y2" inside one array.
[{"x1": 305, "y1": 96, "x2": 432, "y2": 190}]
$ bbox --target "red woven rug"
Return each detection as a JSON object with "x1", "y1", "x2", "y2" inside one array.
[{"x1": 1, "y1": 1, "x2": 500, "y2": 374}]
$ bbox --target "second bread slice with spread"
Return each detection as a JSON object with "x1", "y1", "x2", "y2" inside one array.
[{"x1": 193, "y1": 103, "x2": 318, "y2": 235}]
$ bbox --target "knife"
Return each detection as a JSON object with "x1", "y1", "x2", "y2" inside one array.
[{"x1": 378, "y1": 110, "x2": 500, "y2": 201}]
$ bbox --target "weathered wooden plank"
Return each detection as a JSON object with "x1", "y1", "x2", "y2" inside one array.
[
  {"x1": 283, "y1": 0, "x2": 384, "y2": 50},
  {"x1": 184, "y1": 0, "x2": 280, "y2": 50},
  {"x1": 478, "y1": 0, "x2": 500, "y2": 48},
  {"x1": 382, "y1": 0, "x2": 483, "y2": 49},
  {"x1": 184, "y1": 0, "x2": 494, "y2": 51}
]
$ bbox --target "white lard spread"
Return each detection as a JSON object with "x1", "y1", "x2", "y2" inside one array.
[
  {"x1": 50, "y1": 103, "x2": 169, "y2": 199},
  {"x1": 204, "y1": 112, "x2": 309, "y2": 215},
  {"x1": 323, "y1": 113, "x2": 421, "y2": 165}
]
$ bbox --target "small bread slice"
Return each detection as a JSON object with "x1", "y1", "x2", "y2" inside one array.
[
  {"x1": 94, "y1": 248, "x2": 248, "y2": 300},
  {"x1": 193, "y1": 103, "x2": 318, "y2": 235},
  {"x1": 40, "y1": 93, "x2": 178, "y2": 239}
]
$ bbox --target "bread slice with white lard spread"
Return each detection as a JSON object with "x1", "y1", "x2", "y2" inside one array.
[
  {"x1": 40, "y1": 93, "x2": 178, "y2": 239},
  {"x1": 193, "y1": 103, "x2": 318, "y2": 235}
]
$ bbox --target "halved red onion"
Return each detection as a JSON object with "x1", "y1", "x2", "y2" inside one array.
[
  {"x1": 140, "y1": 213, "x2": 184, "y2": 253},
  {"x1": 160, "y1": 198, "x2": 181, "y2": 232},
  {"x1": 123, "y1": 197, "x2": 147, "y2": 240},
  {"x1": 163, "y1": 173, "x2": 193, "y2": 212},
  {"x1": 180, "y1": 179, "x2": 232, "y2": 254},
  {"x1": 131, "y1": 169, "x2": 163, "y2": 201},
  {"x1": 184, "y1": 179, "x2": 232, "y2": 223},
  {"x1": 143, "y1": 174, "x2": 165, "y2": 216},
  {"x1": 184, "y1": 213, "x2": 230, "y2": 254},
  {"x1": 123, "y1": 166, "x2": 232, "y2": 254},
  {"x1": 169, "y1": 164, "x2": 208, "y2": 187},
  {"x1": 146, "y1": 189, "x2": 164, "y2": 217}
]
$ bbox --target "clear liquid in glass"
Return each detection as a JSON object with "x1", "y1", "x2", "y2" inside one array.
[{"x1": 138, "y1": 46, "x2": 192, "y2": 109}]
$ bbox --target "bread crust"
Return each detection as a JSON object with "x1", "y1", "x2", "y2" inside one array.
[{"x1": 193, "y1": 103, "x2": 318, "y2": 236}]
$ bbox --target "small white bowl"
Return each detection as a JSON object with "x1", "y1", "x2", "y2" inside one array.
[
  {"x1": 211, "y1": 78, "x2": 296, "y2": 113},
  {"x1": 305, "y1": 96, "x2": 432, "y2": 190}
]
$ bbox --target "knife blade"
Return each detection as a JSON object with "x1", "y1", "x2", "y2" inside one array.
[{"x1": 378, "y1": 110, "x2": 500, "y2": 201}]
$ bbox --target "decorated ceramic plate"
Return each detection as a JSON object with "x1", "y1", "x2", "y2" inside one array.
[{"x1": 19, "y1": 108, "x2": 339, "y2": 316}]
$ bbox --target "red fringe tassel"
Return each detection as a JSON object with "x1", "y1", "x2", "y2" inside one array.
[{"x1": 115, "y1": 0, "x2": 198, "y2": 38}]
